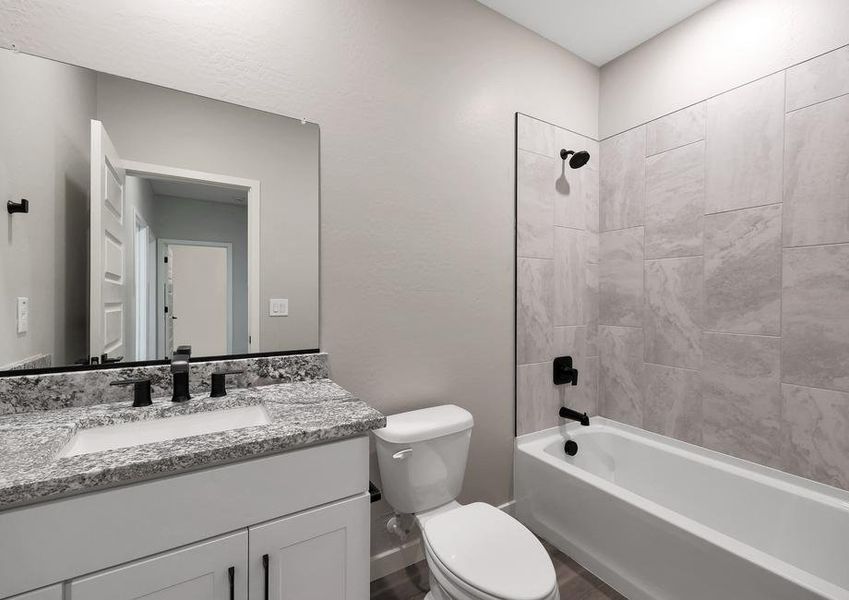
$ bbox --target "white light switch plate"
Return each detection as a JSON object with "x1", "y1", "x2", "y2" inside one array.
[
  {"x1": 16, "y1": 297, "x2": 28, "y2": 334},
  {"x1": 269, "y1": 298, "x2": 288, "y2": 317}
]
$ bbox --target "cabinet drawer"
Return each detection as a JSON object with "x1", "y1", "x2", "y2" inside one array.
[{"x1": 69, "y1": 531, "x2": 247, "y2": 600}]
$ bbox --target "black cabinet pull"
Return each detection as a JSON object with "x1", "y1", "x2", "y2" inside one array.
[
  {"x1": 262, "y1": 554, "x2": 269, "y2": 600},
  {"x1": 228, "y1": 566, "x2": 235, "y2": 600}
]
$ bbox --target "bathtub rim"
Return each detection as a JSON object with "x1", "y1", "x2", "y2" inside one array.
[{"x1": 514, "y1": 418, "x2": 849, "y2": 600}]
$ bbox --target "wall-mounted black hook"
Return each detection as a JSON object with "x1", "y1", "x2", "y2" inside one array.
[{"x1": 7, "y1": 199, "x2": 29, "y2": 214}]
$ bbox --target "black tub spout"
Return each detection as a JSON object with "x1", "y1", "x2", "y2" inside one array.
[{"x1": 559, "y1": 406, "x2": 590, "y2": 426}]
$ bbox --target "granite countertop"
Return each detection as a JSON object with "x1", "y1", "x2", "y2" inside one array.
[{"x1": 0, "y1": 379, "x2": 385, "y2": 509}]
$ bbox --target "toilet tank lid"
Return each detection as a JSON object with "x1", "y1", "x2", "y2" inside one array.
[{"x1": 372, "y1": 405, "x2": 473, "y2": 444}]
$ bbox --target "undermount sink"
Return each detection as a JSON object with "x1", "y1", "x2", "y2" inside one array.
[{"x1": 59, "y1": 404, "x2": 271, "y2": 458}]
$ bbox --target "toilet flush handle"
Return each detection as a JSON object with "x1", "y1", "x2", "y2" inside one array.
[{"x1": 392, "y1": 448, "x2": 413, "y2": 460}]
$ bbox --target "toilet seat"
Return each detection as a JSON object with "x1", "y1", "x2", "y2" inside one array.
[{"x1": 419, "y1": 503, "x2": 558, "y2": 600}]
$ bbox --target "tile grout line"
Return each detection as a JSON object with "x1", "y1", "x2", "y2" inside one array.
[
  {"x1": 785, "y1": 89, "x2": 849, "y2": 116},
  {"x1": 645, "y1": 136, "x2": 706, "y2": 159},
  {"x1": 779, "y1": 69, "x2": 787, "y2": 427}
]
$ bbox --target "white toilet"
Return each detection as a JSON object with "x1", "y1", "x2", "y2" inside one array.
[{"x1": 373, "y1": 405, "x2": 559, "y2": 600}]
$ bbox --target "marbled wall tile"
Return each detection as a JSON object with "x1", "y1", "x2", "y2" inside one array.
[
  {"x1": 705, "y1": 73, "x2": 784, "y2": 213},
  {"x1": 517, "y1": 114, "x2": 555, "y2": 157},
  {"x1": 600, "y1": 126, "x2": 646, "y2": 231},
  {"x1": 783, "y1": 93, "x2": 849, "y2": 247},
  {"x1": 599, "y1": 227, "x2": 644, "y2": 327},
  {"x1": 646, "y1": 102, "x2": 706, "y2": 156},
  {"x1": 644, "y1": 257, "x2": 703, "y2": 369},
  {"x1": 599, "y1": 326, "x2": 643, "y2": 427},
  {"x1": 701, "y1": 333, "x2": 782, "y2": 467},
  {"x1": 517, "y1": 257, "x2": 554, "y2": 365},
  {"x1": 555, "y1": 326, "x2": 586, "y2": 357},
  {"x1": 704, "y1": 204, "x2": 781, "y2": 335},
  {"x1": 585, "y1": 264, "x2": 599, "y2": 357},
  {"x1": 781, "y1": 384, "x2": 849, "y2": 490},
  {"x1": 642, "y1": 363, "x2": 702, "y2": 445},
  {"x1": 586, "y1": 230, "x2": 599, "y2": 265},
  {"x1": 645, "y1": 141, "x2": 705, "y2": 259},
  {"x1": 554, "y1": 228, "x2": 586, "y2": 326},
  {"x1": 783, "y1": 244, "x2": 849, "y2": 393},
  {"x1": 517, "y1": 362, "x2": 558, "y2": 435},
  {"x1": 786, "y1": 45, "x2": 849, "y2": 112},
  {"x1": 553, "y1": 159, "x2": 585, "y2": 231},
  {"x1": 584, "y1": 167, "x2": 600, "y2": 234},
  {"x1": 553, "y1": 128, "x2": 597, "y2": 231},
  {"x1": 559, "y1": 355, "x2": 599, "y2": 417},
  {"x1": 517, "y1": 149, "x2": 555, "y2": 258}
]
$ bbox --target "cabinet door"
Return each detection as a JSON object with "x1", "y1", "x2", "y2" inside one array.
[
  {"x1": 69, "y1": 531, "x2": 247, "y2": 600},
  {"x1": 249, "y1": 494, "x2": 369, "y2": 600},
  {"x1": 8, "y1": 585, "x2": 63, "y2": 600}
]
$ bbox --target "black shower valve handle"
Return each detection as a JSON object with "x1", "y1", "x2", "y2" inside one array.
[{"x1": 553, "y1": 356, "x2": 579, "y2": 386}]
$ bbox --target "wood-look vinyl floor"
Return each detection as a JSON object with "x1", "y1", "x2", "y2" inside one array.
[{"x1": 370, "y1": 539, "x2": 626, "y2": 600}]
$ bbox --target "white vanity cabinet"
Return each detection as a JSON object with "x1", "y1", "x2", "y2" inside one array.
[
  {"x1": 248, "y1": 494, "x2": 369, "y2": 599},
  {"x1": 0, "y1": 437, "x2": 370, "y2": 600}
]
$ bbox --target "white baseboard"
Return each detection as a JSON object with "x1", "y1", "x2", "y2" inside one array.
[
  {"x1": 370, "y1": 499, "x2": 516, "y2": 581},
  {"x1": 370, "y1": 537, "x2": 425, "y2": 581}
]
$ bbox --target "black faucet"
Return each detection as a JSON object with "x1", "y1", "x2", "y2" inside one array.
[
  {"x1": 559, "y1": 406, "x2": 590, "y2": 426},
  {"x1": 171, "y1": 345, "x2": 192, "y2": 402}
]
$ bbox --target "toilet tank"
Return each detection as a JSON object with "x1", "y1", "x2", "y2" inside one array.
[{"x1": 373, "y1": 405, "x2": 474, "y2": 514}]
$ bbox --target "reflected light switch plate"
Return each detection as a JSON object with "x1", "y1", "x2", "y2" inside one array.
[
  {"x1": 17, "y1": 297, "x2": 28, "y2": 334},
  {"x1": 269, "y1": 298, "x2": 288, "y2": 317}
]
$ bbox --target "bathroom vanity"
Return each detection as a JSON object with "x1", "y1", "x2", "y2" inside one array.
[{"x1": 0, "y1": 364, "x2": 385, "y2": 599}]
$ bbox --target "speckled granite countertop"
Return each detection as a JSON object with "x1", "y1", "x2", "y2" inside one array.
[{"x1": 0, "y1": 379, "x2": 385, "y2": 509}]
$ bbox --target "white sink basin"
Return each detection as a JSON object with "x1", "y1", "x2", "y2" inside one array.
[{"x1": 59, "y1": 405, "x2": 271, "y2": 458}]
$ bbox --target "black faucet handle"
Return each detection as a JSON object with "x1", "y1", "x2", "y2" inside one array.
[
  {"x1": 175, "y1": 345, "x2": 192, "y2": 356},
  {"x1": 210, "y1": 369, "x2": 246, "y2": 398},
  {"x1": 110, "y1": 378, "x2": 153, "y2": 407},
  {"x1": 553, "y1": 356, "x2": 579, "y2": 386}
]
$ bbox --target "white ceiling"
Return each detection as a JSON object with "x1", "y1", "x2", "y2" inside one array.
[
  {"x1": 477, "y1": 0, "x2": 720, "y2": 66},
  {"x1": 147, "y1": 178, "x2": 248, "y2": 206}
]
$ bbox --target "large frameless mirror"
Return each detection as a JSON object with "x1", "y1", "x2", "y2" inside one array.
[{"x1": 0, "y1": 49, "x2": 319, "y2": 374}]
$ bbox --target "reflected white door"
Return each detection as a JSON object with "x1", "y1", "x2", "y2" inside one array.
[
  {"x1": 133, "y1": 214, "x2": 151, "y2": 361},
  {"x1": 89, "y1": 120, "x2": 127, "y2": 364},
  {"x1": 170, "y1": 244, "x2": 229, "y2": 357},
  {"x1": 164, "y1": 246, "x2": 174, "y2": 357}
]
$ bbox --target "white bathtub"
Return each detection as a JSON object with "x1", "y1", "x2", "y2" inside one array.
[{"x1": 514, "y1": 418, "x2": 849, "y2": 600}]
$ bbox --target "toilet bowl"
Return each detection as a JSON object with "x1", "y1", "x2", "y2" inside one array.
[
  {"x1": 418, "y1": 502, "x2": 559, "y2": 600},
  {"x1": 373, "y1": 405, "x2": 559, "y2": 600}
]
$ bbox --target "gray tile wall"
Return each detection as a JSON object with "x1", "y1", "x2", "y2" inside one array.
[
  {"x1": 594, "y1": 45, "x2": 849, "y2": 491},
  {"x1": 516, "y1": 114, "x2": 599, "y2": 435}
]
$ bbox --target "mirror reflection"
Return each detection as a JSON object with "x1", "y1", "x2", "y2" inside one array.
[{"x1": 0, "y1": 49, "x2": 319, "y2": 372}]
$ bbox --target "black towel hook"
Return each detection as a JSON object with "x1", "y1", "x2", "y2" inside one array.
[{"x1": 7, "y1": 199, "x2": 29, "y2": 214}]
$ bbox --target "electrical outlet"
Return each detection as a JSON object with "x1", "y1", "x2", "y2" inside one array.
[
  {"x1": 269, "y1": 298, "x2": 288, "y2": 317},
  {"x1": 16, "y1": 297, "x2": 28, "y2": 334}
]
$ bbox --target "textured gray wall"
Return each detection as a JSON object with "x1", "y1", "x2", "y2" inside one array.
[{"x1": 0, "y1": 50, "x2": 94, "y2": 368}]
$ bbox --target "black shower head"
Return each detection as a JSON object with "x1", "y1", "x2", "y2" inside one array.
[{"x1": 560, "y1": 149, "x2": 591, "y2": 169}]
